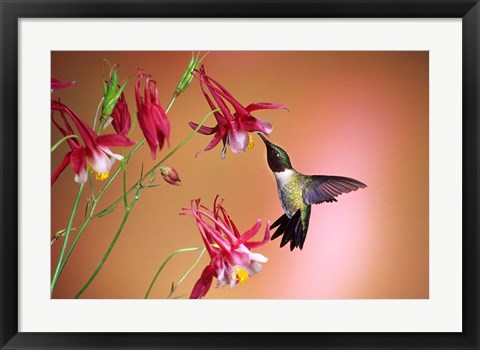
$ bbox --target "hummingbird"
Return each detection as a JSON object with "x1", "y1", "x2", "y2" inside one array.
[{"x1": 258, "y1": 134, "x2": 367, "y2": 251}]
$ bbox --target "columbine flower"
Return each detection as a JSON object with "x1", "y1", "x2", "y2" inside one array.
[
  {"x1": 182, "y1": 197, "x2": 270, "y2": 299},
  {"x1": 135, "y1": 68, "x2": 170, "y2": 159},
  {"x1": 51, "y1": 100, "x2": 135, "y2": 184},
  {"x1": 51, "y1": 78, "x2": 76, "y2": 92},
  {"x1": 189, "y1": 65, "x2": 288, "y2": 158},
  {"x1": 159, "y1": 165, "x2": 181, "y2": 186}
]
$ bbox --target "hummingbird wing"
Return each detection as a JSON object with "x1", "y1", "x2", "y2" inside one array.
[
  {"x1": 302, "y1": 175, "x2": 366, "y2": 205},
  {"x1": 270, "y1": 205, "x2": 311, "y2": 251}
]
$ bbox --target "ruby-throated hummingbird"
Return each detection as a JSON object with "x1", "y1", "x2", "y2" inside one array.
[{"x1": 259, "y1": 134, "x2": 367, "y2": 251}]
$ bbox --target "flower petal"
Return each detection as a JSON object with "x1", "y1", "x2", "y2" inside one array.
[
  {"x1": 51, "y1": 78, "x2": 76, "y2": 90},
  {"x1": 217, "y1": 205, "x2": 242, "y2": 238},
  {"x1": 244, "y1": 223, "x2": 271, "y2": 249},
  {"x1": 245, "y1": 102, "x2": 289, "y2": 113},
  {"x1": 241, "y1": 116, "x2": 273, "y2": 134},
  {"x1": 96, "y1": 134, "x2": 136, "y2": 147},
  {"x1": 70, "y1": 147, "x2": 86, "y2": 176},
  {"x1": 198, "y1": 72, "x2": 235, "y2": 124},
  {"x1": 228, "y1": 128, "x2": 249, "y2": 153},
  {"x1": 111, "y1": 92, "x2": 132, "y2": 136},
  {"x1": 248, "y1": 252, "x2": 268, "y2": 264},
  {"x1": 152, "y1": 107, "x2": 170, "y2": 148},
  {"x1": 196, "y1": 129, "x2": 227, "y2": 156},
  {"x1": 87, "y1": 148, "x2": 113, "y2": 175},
  {"x1": 51, "y1": 152, "x2": 72, "y2": 185},
  {"x1": 188, "y1": 122, "x2": 218, "y2": 135},
  {"x1": 214, "y1": 257, "x2": 229, "y2": 288},
  {"x1": 236, "y1": 220, "x2": 262, "y2": 246},
  {"x1": 226, "y1": 248, "x2": 251, "y2": 267},
  {"x1": 189, "y1": 264, "x2": 216, "y2": 299},
  {"x1": 197, "y1": 72, "x2": 228, "y2": 126},
  {"x1": 137, "y1": 108, "x2": 160, "y2": 159},
  {"x1": 52, "y1": 101, "x2": 97, "y2": 150},
  {"x1": 74, "y1": 168, "x2": 88, "y2": 184},
  {"x1": 244, "y1": 260, "x2": 265, "y2": 275},
  {"x1": 98, "y1": 146, "x2": 123, "y2": 161},
  {"x1": 196, "y1": 66, "x2": 247, "y2": 118}
]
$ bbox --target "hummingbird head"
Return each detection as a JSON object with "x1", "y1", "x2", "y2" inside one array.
[{"x1": 258, "y1": 133, "x2": 292, "y2": 172}]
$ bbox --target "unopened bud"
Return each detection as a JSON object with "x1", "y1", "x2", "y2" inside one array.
[
  {"x1": 159, "y1": 165, "x2": 181, "y2": 186},
  {"x1": 175, "y1": 52, "x2": 205, "y2": 96},
  {"x1": 102, "y1": 64, "x2": 128, "y2": 117}
]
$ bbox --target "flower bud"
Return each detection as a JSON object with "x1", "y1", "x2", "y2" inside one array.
[
  {"x1": 174, "y1": 52, "x2": 204, "y2": 96},
  {"x1": 102, "y1": 65, "x2": 127, "y2": 118},
  {"x1": 159, "y1": 165, "x2": 181, "y2": 186}
]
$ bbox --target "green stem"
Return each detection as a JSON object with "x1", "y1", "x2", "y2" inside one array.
[
  {"x1": 126, "y1": 139, "x2": 146, "y2": 163},
  {"x1": 92, "y1": 97, "x2": 105, "y2": 131},
  {"x1": 88, "y1": 173, "x2": 96, "y2": 202},
  {"x1": 165, "y1": 94, "x2": 177, "y2": 113},
  {"x1": 59, "y1": 215, "x2": 92, "y2": 273},
  {"x1": 96, "y1": 109, "x2": 217, "y2": 217},
  {"x1": 74, "y1": 186, "x2": 141, "y2": 299},
  {"x1": 121, "y1": 157, "x2": 128, "y2": 209},
  {"x1": 51, "y1": 135, "x2": 79, "y2": 153},
  {"x1": 144, "y1": 247, "x2": 204, "y2": 299},
  {"x1": 51, "y1": 184, "x2": 84, "y2": 295},
  {"x1": 97, "y1": 116, "x2": 109, "y2": 134},
  {"x1": 167, "y1": 247, "x2": 206, "y2": 299}
]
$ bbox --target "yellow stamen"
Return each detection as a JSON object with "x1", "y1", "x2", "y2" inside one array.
[
  {"x1": 234, "y1": 267, "x2": 249, "y2": 284},
  {"x1": 87, "y1": 165, "x2": 110, "y2": 181},
  {"x1": 247, "y1": 134, "x2": 255, "y2": 150}
]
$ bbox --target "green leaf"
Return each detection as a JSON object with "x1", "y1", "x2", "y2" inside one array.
[
  {"x1": 149, "y1": 169, "x2": 156, "y2": 185},
  {"x1": 84, "y1": 199, "x2": 91, "y2": 220},
  {"x1": 117, "y1": 79, "x2": 128, "y2": 96},
  {"x1": 94, "y1": 205, "x2": 117, "y2": 218},
  {"x1": 140, "y1": 162, "x2": 144, "y2": 179}
]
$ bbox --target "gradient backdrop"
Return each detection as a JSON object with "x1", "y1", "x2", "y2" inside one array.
[{"x1": 51, "y1": 51, "x2": 429, "y2": 299}]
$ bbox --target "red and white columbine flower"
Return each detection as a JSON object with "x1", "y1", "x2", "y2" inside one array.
[
  {"x1": 182, "y1": 197, "x2": 270, "y2": 299},
  {"x1": 51, "y1": 100, "x2": 135, "y2": 185},
  {"x1": 189, "y1": 65, "x2": 288, "y2": 158},
  {"x1": 135, "y1": 68, "x2": 170, "y2": 159}
]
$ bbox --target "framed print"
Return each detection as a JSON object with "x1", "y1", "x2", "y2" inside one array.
[{"x1": 1, "y1": 0, "x2": 479, "y2": 349}]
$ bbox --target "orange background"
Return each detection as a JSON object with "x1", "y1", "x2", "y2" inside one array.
[{"x1": 51, "y1": 51, "x2": 429, "y2": 299}]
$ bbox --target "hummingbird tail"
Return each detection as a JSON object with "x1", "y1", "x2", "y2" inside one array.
[{"x1": 270, "y1": 210, "x2": 307, "y2": 251}]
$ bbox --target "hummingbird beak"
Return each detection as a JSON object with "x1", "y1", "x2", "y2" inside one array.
[{"x1": 257, "y1": 133, "x2": 271, "y2": 147}]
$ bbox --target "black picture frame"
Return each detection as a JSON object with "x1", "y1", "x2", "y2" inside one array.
[{"x1": 1, "y1": 1, "x2": 478, "y2": 349}]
